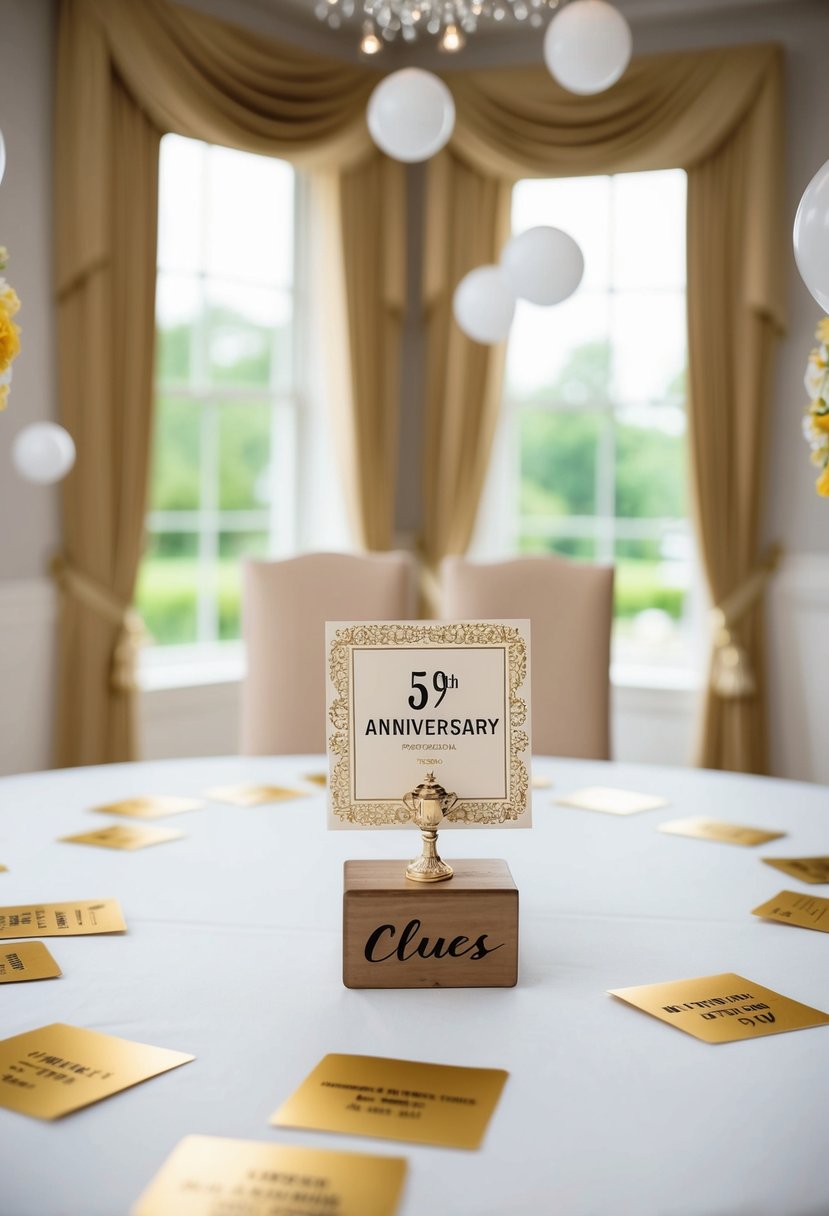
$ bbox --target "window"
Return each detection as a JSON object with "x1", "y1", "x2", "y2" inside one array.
[
  {"x1": 477, "y1": 169, "x2": 701, "y2": 680},
  {"x1": 136, "y1": 135, "x2": 346, "y2": 674}
]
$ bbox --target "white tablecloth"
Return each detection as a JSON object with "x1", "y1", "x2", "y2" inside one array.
[{"x1": 1, "y1": 755, "x2": 828, "y2": 1216}]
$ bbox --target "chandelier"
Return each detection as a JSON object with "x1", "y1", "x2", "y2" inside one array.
[{"x1": 315, "y1": 0, "x2": 562, "y2": 54}]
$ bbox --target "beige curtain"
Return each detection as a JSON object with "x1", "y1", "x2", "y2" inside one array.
[
  {"x1": 54, "y1": 0, "x2": 405, "y2": 765},
  {"x1": 424, "y1": 44, "x2": 785, "y2": 773}
]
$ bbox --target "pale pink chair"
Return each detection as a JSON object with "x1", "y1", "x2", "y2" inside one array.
[
  {"x1": 240, "y1": 551, "x2": 417, "y2": 755},
  {"x1": 441, "y1": 555, "x2": 614, "y2": 759}
]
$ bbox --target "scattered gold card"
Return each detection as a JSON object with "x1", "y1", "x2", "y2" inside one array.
[
  {"x1": 0, "y1": 942, "x2": 61, "y2": 984},
  {"x1": 659, "y1": 816, "x2": 784, "y2": 846},
  {"x1": 762, "y1": 856, "x2": 829, "y2": 885},
  {"x1": 610, "y1": 973, "x2": 829, "y2": 1044},
  {"x1": 92, "y1": 796, "x2": 203, "y2": 820},
  {"x1": 271, "y1": 1054, "x2": 507, "y2": 1150},
  {"x1": 0, "y1": 1023, "x2": 194, "y2": 1120},
  {"x1": 205, "y1": 784, "x2": 307, "y2": 807},
  {"x1": 0, "y1": 899, "x2": 125, "y2": 939},
  {"x1": 532, "y1": 774, "x2": 553, "y2": 789},
  {"x1": 131, "y1": 1135, "x2": 407, "y2": 1216},
  {"x1": 752, "y1": 889, "x2": 829, "y2": 933},
  {"x1": 303, "y1": 772, "x2": 328, "y2": 788},
  {"x1": 556, "y1": 786, "x2": 668, "y2": 815},
  {"x1": 60, "y1": 824, "x2": 185, "y2": 851}
]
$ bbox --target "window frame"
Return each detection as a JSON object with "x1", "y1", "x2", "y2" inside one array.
[{"x1": 473, "y1": 168, "x2": 704, "y2": 689}]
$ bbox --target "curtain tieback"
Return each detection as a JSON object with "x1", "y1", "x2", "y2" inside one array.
[
  {"x1": 49, "y1": 555, "x2": 149, "y2": 693},
  {"x1": 709, "y1": 543, "x2": 783, "y2": 700}
]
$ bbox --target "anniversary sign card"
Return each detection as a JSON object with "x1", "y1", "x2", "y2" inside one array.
[
  {"x1": 610, "y1": 973, "x2": 829, "y2": 1044},
  {"x1": 271, "y1": 1053, "x2": 508, "y2": 1150},
  {"x1": 0, "y1": 1023, "x2": 194, "y2": 1120},
  {"x1": 327, "y1": 621, "x2": 530, "y2": 989},
  {"x1": 0, "y1": 899, "x2": 125, "y2": 939},
  {"x1": 326, "y1": 620, "x2": 531, "y2": 830},
  {"x1": 132, "y1": 1136, "x2": 407, "y2": 1216}
]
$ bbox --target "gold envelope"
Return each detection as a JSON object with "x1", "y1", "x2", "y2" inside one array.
[
  {"x1": 0, "y1": 1023, "x2": 194, "y2": 1120},
  {"x1": 93, "y1": 796, "x2": 203, "y2": 819},
  {"x1": 271, "y1": 1053, "x2": 507, "y2": 1150},
  {"x1": 556, "y1": 787, "x2": 668, "y2": 815},
  {"x1": 0, "y1": 899, "x2": 125, "y2": 939},
  {"x1": 60, "y1": 824, "x2": 184, "y2": 851},
  {"x1": 752, "y1": 889, "x2": 829, "y2": 932},
  {"x1": 610, "y1": 973, "x2": 829, "y2": 1043},
  {"x1": 205, "y1": 784, "x2": 306, "y2": 807},
  {"x1": 762, "y1": 856, "x2": 829, "y2": 885},
  {"x1": 658, "y1": 816, "x2": 784, "y2": 846},
  {"x1": 0, "y1": 942, "x2": 62, "y2": 984},
  {"x1": 132, "y1": 1135, "x2": 407, "y2": 1216}
]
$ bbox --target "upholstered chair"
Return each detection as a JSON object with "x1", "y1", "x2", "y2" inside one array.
[
  {"x1": 441, "y1": 555, "x2": 614, "y2": 759},
  {"x1": 241, "y1": 551, "x2": 417, "y2": 755}
]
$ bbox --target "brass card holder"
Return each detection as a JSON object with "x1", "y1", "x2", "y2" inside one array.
[{"x1": 402, "y1": 772, "x2": 458, "y2": 883}]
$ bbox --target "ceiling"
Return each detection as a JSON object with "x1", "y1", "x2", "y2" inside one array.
[{"x1": 181, "y1": 0, "x2": 809, "y2": 64}]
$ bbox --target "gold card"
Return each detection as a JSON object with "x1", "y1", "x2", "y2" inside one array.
[
  {"x1": 0, "y1": 1023, "x2": 194, "y2": 1120},
  {"x1": 60, "y1": 824, "x2": 185, "y2": 851},
  {"x1": 762, "y1": 856, "x2": 829, "y2": 885},
  {"x1": 0, "y1": 899, "x2": 125, "y2": 939},
  {"x1": 752, "y1": 889, "x2": 829, "y2": 932},
  {"x1": 93, "y1": 795, "x2": 203, "y2": 820},
  {"x1": 205, "y1": 784, "x2": 306, "y2": 807},
  {"x1": 658, "y1": 816, "x2": 784, "y2": 846},
  {"x1": 0, "y1": 942, "x2": 62, "y2": 984},
  {"x1": 303, "y1": 772, "x2": 328, "y2": 787},
  {"x1": 556, "y1": 786, "x2": 668, "y2": 815},
  {"x1": 610, "y1": 973, "x2": 829, "y2": 1043},
  {"x1": 271, "y1": 1054, "x2": 507, "y2": 1150},
  {"x1": 132, "y1": 1135, "x2": 407, "y2": 1216}
]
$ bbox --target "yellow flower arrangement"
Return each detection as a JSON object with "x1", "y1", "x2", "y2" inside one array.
[
  {"x1": 803, "y1": 316, "x2": 829, "y2": 497},
  {"x1": 0, "y1": 245, "x2": 22, "y2": 410}
]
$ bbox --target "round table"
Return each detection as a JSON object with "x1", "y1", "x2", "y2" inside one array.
[{"x1": 1, "y1": 755, "x2": 828, "y2": 1216}]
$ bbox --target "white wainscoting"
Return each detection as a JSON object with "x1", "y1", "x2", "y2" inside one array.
[{"x1": 0, "y1": 558, "x2": 826, "y2": 782}]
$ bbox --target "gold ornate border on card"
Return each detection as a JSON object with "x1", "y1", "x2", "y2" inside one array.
[{"x1": 328, "y1": 622, "x2": 529, "y2": 827}]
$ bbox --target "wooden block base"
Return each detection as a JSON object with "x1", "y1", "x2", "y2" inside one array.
[{"x1": 343, "y1": 859, "x2": 518, "y2": 989}]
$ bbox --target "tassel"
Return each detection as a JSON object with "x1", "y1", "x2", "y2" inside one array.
[{"x1": 710, "y1": 623, "x2": 756, "y2": 699}]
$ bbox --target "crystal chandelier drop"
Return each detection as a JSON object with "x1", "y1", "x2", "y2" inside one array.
[{"x1": 314, "y1": 0, "x2": 562, "y2": 54}]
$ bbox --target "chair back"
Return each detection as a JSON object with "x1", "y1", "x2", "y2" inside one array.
[
  {"x1": 241, "y1": 551, "x2": 417, "y2": 755},
  {"x1": 441, "y1": 555, "x2": 614, "y2": 759}
]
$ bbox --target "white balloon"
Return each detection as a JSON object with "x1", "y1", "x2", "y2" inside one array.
[
  {"x1": 453, "y1": 265, "x2": 516, "y2": 344},
  {"x1": 544, "y1": 0, "x2": 632, "y2": 96},
  {"x1": 367, "y1": 68, "x2": 455, "y2": 163},
  {"x1": 501, "y1": 226, "x2": 584, "y2": 306},
  {"x1": 0, "y1": 129, "x2": 5, "y2": 188},
  {"x1": 12, "y1": 423, "x2": 76, "y2": 484},
  {"x1": 794, "y1": 157, "x2": 829, "y2": 313}
]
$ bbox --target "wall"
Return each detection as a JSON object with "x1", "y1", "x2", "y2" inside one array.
[
  {"x1": 0, "y1": 0, "x2": 59, "y2": 773},
  {"x1": 0, "y1": 0, "x2": 826, "y2": 782}
]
